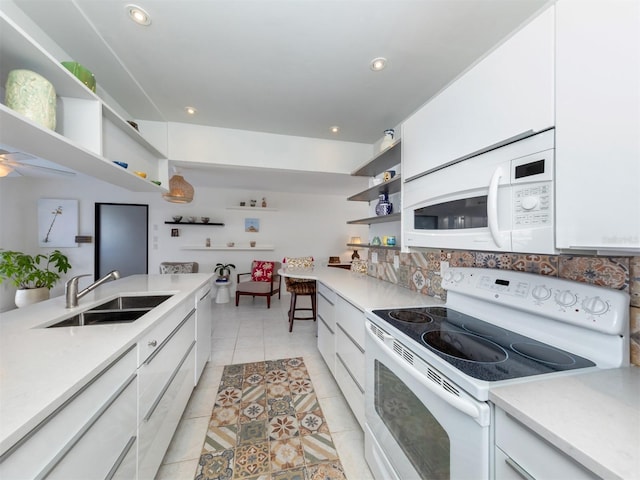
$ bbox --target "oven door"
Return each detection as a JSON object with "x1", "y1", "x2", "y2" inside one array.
[{"x1": 364, "y1": 320, "x2": 492, "y2": 480}]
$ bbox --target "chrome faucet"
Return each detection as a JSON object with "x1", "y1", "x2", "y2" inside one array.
[{"x1": 65, "y1": 270, "x2": 121, "y2": 308}]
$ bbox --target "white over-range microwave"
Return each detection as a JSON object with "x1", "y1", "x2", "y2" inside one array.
[{"x1": 403, "y1": 128, "x2": 556, "y2": 254}]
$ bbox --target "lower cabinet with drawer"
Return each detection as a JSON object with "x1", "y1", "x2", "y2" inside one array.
[
  {"x1": 0, "y1": 346, "x2": 138, "y2": 479},
  {"x1": 494, "y1": 407, "x2": 599, "y2": 480},
  {"x1": 334, "y1": 295, "x2": 366, "y2": 429},
  {"x1": 317, "y1": 282, "x2": 336, "y2": 374},
  {"x1": 138, "y1": 307, "x2": 197, "y2": 479}
]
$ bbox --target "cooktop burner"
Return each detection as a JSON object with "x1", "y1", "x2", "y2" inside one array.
[
  {"x1": 371, "y1": 306, "x2": 595, "y2": 382},
  {"x1": 389, "y1": 310, "x2": 433, "y2": 324}
]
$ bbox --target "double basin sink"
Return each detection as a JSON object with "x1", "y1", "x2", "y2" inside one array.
[{"x1": 47, "y1": 295, "x2": 173, "y2": 328}]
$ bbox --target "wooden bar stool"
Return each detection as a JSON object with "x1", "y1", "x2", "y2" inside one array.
[{"x1": 285, "y1": 277, "x2": 316, "y2": 332}]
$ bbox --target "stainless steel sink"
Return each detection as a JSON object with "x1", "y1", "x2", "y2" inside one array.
[
  {"x1": 89, "y1": 294, "x2": 173, "y2": 311},
  {"x1": 46, "y1": 294, "x2": 173, "y2": 328}
]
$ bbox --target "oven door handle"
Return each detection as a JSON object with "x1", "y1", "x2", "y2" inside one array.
[
  {"x1": 487, "y1": 165, "x2": 503, "y2": 248},
  {"x1": 368, "y1": 327, "x2": 485, "y2": 422}
]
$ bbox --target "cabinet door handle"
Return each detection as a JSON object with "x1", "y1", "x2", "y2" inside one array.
[
  {"x1": 504, "y1": 457, "x2": 536, "y2": 480},
  {"x1": 104, "y1": 435, "x2": 136, "y2": 480}
]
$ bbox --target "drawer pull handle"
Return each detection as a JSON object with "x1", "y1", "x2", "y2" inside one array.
[
  {"x1": 505, "y1": 457, "x2": 535, "y2": 480},
  {"x1": 148, "y1": 340, "x2": 157, "y2": 347}
]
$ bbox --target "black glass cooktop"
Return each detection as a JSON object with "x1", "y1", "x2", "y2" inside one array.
[{"x1": 371, "y1": 307, "x2": 595, "y2": 382}]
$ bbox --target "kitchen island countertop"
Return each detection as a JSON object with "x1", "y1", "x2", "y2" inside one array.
[
  {"x1": 0, "y1": 273, "x2": 213, "y2": 454},
  {"x1": 490, "y1": 366, "x2": 640, "y2": 480}
]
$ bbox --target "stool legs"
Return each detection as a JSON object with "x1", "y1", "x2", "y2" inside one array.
[{"x1": 288, "y1": 292, "x2": 317, "y2": 332}]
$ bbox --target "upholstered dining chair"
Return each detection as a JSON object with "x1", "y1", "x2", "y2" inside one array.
[
  {"x1": 159, "y1": 262, "x2": 199, "y2": 274},
  {"x1": 235, "y1": 260, "x2": 281, "y2": 308}
]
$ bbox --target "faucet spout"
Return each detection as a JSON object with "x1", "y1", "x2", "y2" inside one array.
[{"x1": 65, "y1": 270, "x2": 121, "y2": 308}]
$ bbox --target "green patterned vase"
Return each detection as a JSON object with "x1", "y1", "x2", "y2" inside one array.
[{"x1": 5, "y1": 69, "x2": 57, "y2": 130}]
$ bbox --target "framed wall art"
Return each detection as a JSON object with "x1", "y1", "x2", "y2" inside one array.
[
  {"x1": 245, "y1": 218, "x2": 260, "y2": 233},
  {"x1": 37, "y1": 198, "x2": 79, "y2": 247}
]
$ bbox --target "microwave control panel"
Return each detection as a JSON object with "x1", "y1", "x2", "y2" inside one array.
[{"x1": 513, "y1": 182, "x2": 552, "y2": 227}]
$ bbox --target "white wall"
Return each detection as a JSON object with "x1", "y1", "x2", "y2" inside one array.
[{"x1": 0, "y1": 175, "x2": 368, "y2": 312}]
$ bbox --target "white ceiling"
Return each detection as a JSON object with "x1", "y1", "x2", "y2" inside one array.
[
  {"x1": 11, "y1": 0, "x2": 548, "y2": 144},
  {"x1": 6, "y1": 0, "x2": 548, "y2": 193}
]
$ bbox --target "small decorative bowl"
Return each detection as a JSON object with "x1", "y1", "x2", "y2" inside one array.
[
  {"x1": 227, "y1": 242, "x2": 235, "y2": 247},
  {"x1": 187, "y1": 216, "x2": 197, "y2": 223},
  {"x1": 61, "y1": 61, "x2": 96, "y2": 92},
  {"x1": 113, "y1": 161, "x2": 128, "y2": 169},
  {"x1": 133, "y1": 170, "x2": 147, "y2": 178},
  {"x1": 201, "y1": 217, "x2": 210, "y2": 224},
  {"x1": 172, "y1": 215, "x2": 182, "y2": 222}
]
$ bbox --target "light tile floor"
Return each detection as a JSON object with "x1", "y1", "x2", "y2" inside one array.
[{"x1": 155, "y1": 296, "x2": 374, "y2": 480}]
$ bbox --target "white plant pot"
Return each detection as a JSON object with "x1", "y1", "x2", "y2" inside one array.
[{"x1": 15, "y1": 287, "x2": 50, "y2": 308}]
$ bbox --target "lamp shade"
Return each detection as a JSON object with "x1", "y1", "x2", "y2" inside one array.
[
  {"x1": 349, "y1": 236, "x2": 362, "y2": 245},
  {"x1": 162, "y1": 175, "x2": 194, "y2": 203}
]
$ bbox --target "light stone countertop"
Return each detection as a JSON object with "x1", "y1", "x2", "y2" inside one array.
[
  {"x1": 279, "y1": 264, "x2": 442, "y2": 311},
  {"x1": 490, "y1": 366, "x2": 640, "y2": 480},
  {"x1": 0, "y1": 273, "x2": 213, "y2": 454}
]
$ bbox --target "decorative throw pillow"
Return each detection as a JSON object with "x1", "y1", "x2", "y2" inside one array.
[
  {"x1": 251, "y1": 261, "x2": 274, "y2": 282},
  {"x1": 284, "y1": 256, "x2": 314, "y2": 268},
  {"x1": 160, "y1": 263, "x2": 193, "y2": 274}
]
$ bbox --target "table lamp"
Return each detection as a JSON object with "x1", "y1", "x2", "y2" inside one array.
[{"x1": 350, "y1": 236, "x2": 362, "y2": 260}]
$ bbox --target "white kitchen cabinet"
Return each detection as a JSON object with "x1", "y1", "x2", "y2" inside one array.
[
  {"x1": 555, "y1": 0, "x2": 640, "y2": 253},
  {"x1": 0, "y1": 346, "x2": 137, "y2": 479},
  {"x1": 494, "y1": 407, "x2": 599, "y2": 480},
  {"x1": 195, "y1": 283, "x2": 213, "y2": 383},
  {"x1": 317, "y1": 282, "x2": 336, "y2": 375},
  {"x1": 334, "y1": 295, "x2": 366, "y2": 429},
  {"x1": 138, "y1": 307, "x2": 196, "y2": 479},
  {"x1": 0, "y1": 11, "x2": 168, "y2": 191},
  {"x1": 402, "y1": 6, "x2": 554, "y2": 180}
]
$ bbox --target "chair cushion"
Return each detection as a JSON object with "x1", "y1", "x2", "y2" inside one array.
[
  {"x1": 237, "y1": 281, "x2": 274, "y2": 294},
  {"x1": 160, "y1": 262, "x2": 195, "y2": 274},
  {"x1": 251, "y1": 261, "x2": 274, "y2": 282},
  {"x1": 284, "y1": 256, "x2": 314, "y2": 268}
]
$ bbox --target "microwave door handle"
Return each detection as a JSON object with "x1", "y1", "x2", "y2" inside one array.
[{"x1": 487, "y1": 166, "x2": 503, "y2": 248}]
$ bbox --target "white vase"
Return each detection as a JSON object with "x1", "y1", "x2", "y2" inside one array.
[
  {"x1": 5, "y1": 69, "x2": 57, "y2": 131},
  {"x1": 380, "y1": 129, "x2": 395, "y2": 151},
  {"x1": 15, "y1": 287, "x2": 50, "y2": 308}
]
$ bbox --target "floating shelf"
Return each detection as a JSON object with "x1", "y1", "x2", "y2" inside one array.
[
  {"x1": 226, "y1": 206, "x2": 278, "y2": 212},
  {"x1": 348, "y1": 176, "x2": 402, "y2": 202},
  {"x1": 347, "y1": 213, "x2": 401, "y2": 225},
  {"x1": 351, "y1": 140, "x2": 401, "y2": 177},
  {"x1": 181, "y1": 245, "x2": 275, "y2": 251},
  {"x1": 165, "y1": 221, "x2": 224, "y2": 226},
  {"x1": 348, "y1": 243, "x2": 400, "y2": 251}
]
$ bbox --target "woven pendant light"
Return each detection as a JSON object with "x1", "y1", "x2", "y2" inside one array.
[{"x1": 162, "y1": 174, "x2": 194, "y2": 203}]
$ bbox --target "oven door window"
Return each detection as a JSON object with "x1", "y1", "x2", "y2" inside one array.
[
  {"x1": 414, "y1": 195, "x2": 488, "y2": 230},
  {"x1": 375, "y1": 360, "x2": 450, "y2": 479}
]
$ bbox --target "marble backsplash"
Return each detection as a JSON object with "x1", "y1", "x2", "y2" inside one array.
[{"x1": 366, "y1": 249, "x2": 640, "y2": 367}]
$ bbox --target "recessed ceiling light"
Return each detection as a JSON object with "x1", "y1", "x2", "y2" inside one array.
[
  {"x1": 126, "y1": 4, "x2": 151, "y2": 26},
  {"x1": 185, "y1": 106, "x2": 197, "y2": 115},
  {"x1": 330, "y1": 126, "x2": 340, "y2": 134},
  {"x1": 370, "y1": 57, "x2": 387, "y2": 71}
]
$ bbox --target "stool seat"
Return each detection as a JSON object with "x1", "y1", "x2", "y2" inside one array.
[{"x1": 285, "y1": 278, "x2": 316, "y2": 332}]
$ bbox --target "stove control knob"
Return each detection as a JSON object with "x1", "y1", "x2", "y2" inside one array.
[
  {"x1": 443, "y1": 271, "x2": 454, "y2": 282},
  {"x1": 531, "y1": 285, "x2": 552, "y2": 301},
  {"x1": 582, "y1": 296, "x2": 608, "y2": 315},
  {"x1": 453, "y1": 272, "x2": 464, "y2": 283},
  {"x1": 555, "y1": 290, "x2": 577, "y2": 307}
]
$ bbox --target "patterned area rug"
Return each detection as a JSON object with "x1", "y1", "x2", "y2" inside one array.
[{"x1": 195, "y1": 357, "x2": 347, "y2": 480}]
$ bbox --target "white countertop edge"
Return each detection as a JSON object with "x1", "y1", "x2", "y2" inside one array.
[
  {"x1": 489, "y1": 366, "x2": 640, "y2": 480},
  {"x1": 0, "y1": 273, "x2": 214, "y2": 453}
]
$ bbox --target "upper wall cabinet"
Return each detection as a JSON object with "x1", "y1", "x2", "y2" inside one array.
[
  {"x1": 555, "y1": 0, "x2": 640, "y2": 253},
  {"x1": 0, "y1": 12, "x2": 168, "y2": 192},
  {"x1": 402, "y1": 6, "x2": 555, "y2": 181}
]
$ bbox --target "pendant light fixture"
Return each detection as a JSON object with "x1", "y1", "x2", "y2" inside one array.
[{"x1": 162, "y1": 173, "x2": 194, "y2": 203}]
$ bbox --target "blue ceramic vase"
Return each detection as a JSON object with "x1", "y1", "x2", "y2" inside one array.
[{"x1": 375, "y1": 194, "x2": 393, "y2": 216}]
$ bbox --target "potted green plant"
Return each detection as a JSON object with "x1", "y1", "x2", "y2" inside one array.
[
  {"x1": 0, "y1": 249, "x2": 72, "y2": 307},
  {"x1": 214, "y1": 262, "x2": 235, "y2": 282}
]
